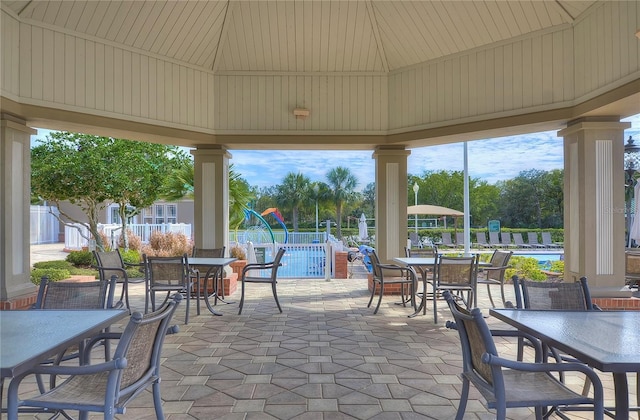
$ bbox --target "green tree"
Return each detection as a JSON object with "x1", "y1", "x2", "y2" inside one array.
[
  {"x1": 276, "y1": 172, "x2": 311, "y2": 232},
  {"x1": 497, "y1": 169, "x2": 564, "y2": 228},
  {"x1": 229, "y1": 166, "x2": 254, "y2": 231},
  {"x1": 161, "y1": 161, "x2": 254, "y2": 233},
  {"x1": 326, "y1": 166, "x2": 358, "y2": 238},
  {"x1": 410, "y1": 171, "x2": 500, "y2": 227},
  {"x1": 31, "y1": 132, "x2": 184, "y2": 250}
]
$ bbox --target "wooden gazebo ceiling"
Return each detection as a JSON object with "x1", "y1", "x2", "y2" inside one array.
[{"x1": 4, "y1": 1, "x2": 596, "y2": 73}]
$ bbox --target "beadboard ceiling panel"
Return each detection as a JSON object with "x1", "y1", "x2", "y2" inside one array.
[{"x1": 3, "y1": 0, "x2": 596, "y2": 73}]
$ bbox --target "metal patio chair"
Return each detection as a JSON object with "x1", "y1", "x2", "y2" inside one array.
[
  {"x1": 93, "y1": 249, "x2": 145, "y2": 312},
  {"x1": 432, "y1": 255, "x2": 477, "y2": 324},
  {"x1": 33, "y1": 275, "x2": 120, "y2": 390},
  {"x1": 7, "y1": 294, "x2": 182, "y2": 420},
  {"x1": 144, "y1": 253, "x2": 198, "y2": 324},
  {"x1": 365, "y1": 249, "x2": 417, "y2": 315},
  {"x1": 238, "y1": 247, "x2": 286, "y2": 314},
  {"x1": 443, "y1": 290, "x2": 604, "y2": 420},
  {"x1": 475, "y1": 250, "x2": 512, "y2": 308}
]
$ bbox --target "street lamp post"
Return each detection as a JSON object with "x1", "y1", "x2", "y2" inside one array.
[
  {"x1": 625, "y1": 136, "x2": 640, "y2": 247},
  {"x1": 413, "y1": 182, "x2": 419, "y2": 234},
  {"x1": 314, "y1": 185, "x2": 319, "y2": 234}
]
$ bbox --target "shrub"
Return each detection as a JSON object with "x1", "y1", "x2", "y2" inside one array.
[
  {"x1": 30, "y1": 269, "x2": 70, "y2": 285},
  {"x1": 141, "y1": 231, "x2": 193, "y2": 257},
  {"x1": 505, "y1": 256, "x2": 546, "y2": 281},
  {"x1": 66, "y1": 250, "x2": 94, "y2": 266},
  {"x1": 230, "y1": 245, "x2": 247, "y2": 260},
  {"x1": 98, "y1": 231, "x2": 111, "y2": 251},
  {"x1": 118, "y1": 229, "x2": 143, "y2": 252},
  {"x1": 120, "y1": 249, "x2": 142, "y2": 264},
  {"x1": 549, "y1": 260, "x2": 564, "y2": 274},
  {"x1": 33, "y1": 260, "x2": 73, "y2": 270}
]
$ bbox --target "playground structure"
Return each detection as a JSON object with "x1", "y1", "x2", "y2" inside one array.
[{"x1": 242, "y1": 207, "x2": 289, "y2": 244}]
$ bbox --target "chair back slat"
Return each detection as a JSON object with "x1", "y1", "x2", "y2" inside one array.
[
  {"x1": 437, "y1": 256, "x2": 476, "y2": 286},
  {"x1": 514, "y1": 276, "x2": 592, "y2": 310},
  {"x1": 489, "y1": 250, "x2": 511, "y2": 267},
  {"x1": 191, "y1": 247, "x2": 225, "y2": 277},
  {"x1": 114, "y1": 295, "x2": 181, "y2": 399},
  {"x1": 192, "y1": 247, "x2": 225, "y2": 258},
  {"x1": 36, "y1": 277, "x2": 116, "y2": 310},
  {"x1": 444, "y1": 292, "x2": 497, "y2": 387},
  {"x1": 406, "y1": 246, "x2": 437, "y2": 258},
  {"x1": 94, "y1": 250, "x2": 126, "y2": 280},
  {"x1": 145, "y1": 255, "x2": 188, "y2": 287}
]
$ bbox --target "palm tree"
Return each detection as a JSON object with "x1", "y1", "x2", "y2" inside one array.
[
  {"x1": 276, "y1": 172, "x2": 311, "y2": 231},
  {"x1": 326, "y1": 166, "x2": 358, "y2": 238},
  {"x1": 161, "y1": 162, "x2": 254, "y2": 231}
]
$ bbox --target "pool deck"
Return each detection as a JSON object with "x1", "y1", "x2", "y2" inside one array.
[{"x1": 5, "y1": 243, "x2": 631, "y2": 419}]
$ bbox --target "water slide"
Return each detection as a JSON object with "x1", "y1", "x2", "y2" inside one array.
[{"x1": 261, "y1": 208, "x2": 289, "y2": 243}]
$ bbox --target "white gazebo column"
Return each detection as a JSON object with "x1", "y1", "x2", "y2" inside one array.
[
  {"x1": 0, "y1": 115, "x2": 37, "y2": 309},
  {"x1": 373, "y1": 146, "x2": 410, "y2": 263},
  {"x1": 191, "y1": 147, "x2": 231, "y2": 251},
  {"x1": 559, "y1": 118, "x2": 630, "y2": 289}
]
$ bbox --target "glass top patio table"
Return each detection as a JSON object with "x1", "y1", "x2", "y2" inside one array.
[
  {"x1": 188, "y1": 257, "x2": 237, "y2": 315},
  {"x1": 393, "y1": 257, "x2": 490, "y2": 317},
  {"x1": 491, "y1": 308, "x2": 640, "y2": 420},
  {"x1": 1, "y1": 309, "x2": 128, "y2": 379}
]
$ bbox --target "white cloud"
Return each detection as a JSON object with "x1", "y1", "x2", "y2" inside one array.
[{"x1": 33, "y1": 113, "x2": 640, "y2": 189}]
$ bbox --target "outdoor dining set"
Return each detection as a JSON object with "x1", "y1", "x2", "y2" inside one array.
[
  {"x1": 365, "y1": 244, "x2": 640, "y2": 419},
  {"x1": 3, "y1": 243, "x2": 640, "y2": 419}
]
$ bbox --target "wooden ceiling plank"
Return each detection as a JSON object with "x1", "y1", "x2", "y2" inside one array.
[
  {"x1": 105, "y1": 1, "x2": 134, "y2": 42},
  {"x1": 366, "y1": 0, "x2": 388, "y2": 73},
  {"x1": 167, "y1": 2, "x2": 207, "y2": 61},
  {"x1": 79, "y1": 1, "x2": 106, "y2": 37},
  {"x1": 125, "y1": 2, "x2": 158, "y2": 48},
  {"x1": 140, "y1": 1, "x2": 177, "y2": 52},
  {"x1": 112, "y1": 1, "x2": 144, "y2": 45}
]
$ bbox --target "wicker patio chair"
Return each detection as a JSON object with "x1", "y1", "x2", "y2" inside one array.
[
  {"x1": 443, "y1": 291, "x2": 604, "y2": 420},
  {"x1": 475, "y1": 250, "x2": 513, "y2": 308},
  {"x1": 93, "y1": 249, "x2": 145, "y2": 312},
  {"x1": 7, "y1": 294, "x2": 182, "y2": 420},
  {"x1": 432, "y1": 255, "x2": 477, "y2": 324},
  {"x1": 365, "y1": 249, "x2": 417, "y2": 315},
  {"x1": 143, "y1": 253, "x2": 198, "y2": 324}
]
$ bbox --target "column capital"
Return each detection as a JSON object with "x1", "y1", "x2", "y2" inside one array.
[
  {"x1": 558, "y1": 118, "x2": 631, "y2": 137},
  {"x1": 372, "y1": 146, "x2": 410, "y2": 159},
  {"x1": 190, "y1": 146, "x2": 232, "y2": 159}
]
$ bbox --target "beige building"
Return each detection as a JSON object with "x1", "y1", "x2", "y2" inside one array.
[{"x1": 1, "y1": 1, "x2": 640, "y2": 307}]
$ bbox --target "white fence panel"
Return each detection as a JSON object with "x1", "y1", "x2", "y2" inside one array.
[{"x1": 30, "y1": 205, "x2": 60, "y2": 244}]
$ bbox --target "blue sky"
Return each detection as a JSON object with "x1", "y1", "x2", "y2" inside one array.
[
  {"x1": 34, "y1": 113, "x2": 640, "y2": 190},
  {"x1": 230, "y1": 113, "x2": 640, "y2": 190}
]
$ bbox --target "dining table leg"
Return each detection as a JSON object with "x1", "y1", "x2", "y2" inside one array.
[
  {"x1": 201, "y1": 274, "x2": 223, "y2": 316},
  {"x1": 408, "y1": 270, "x2": 428, "y2": 318},
  {"x1": 612, "y1": 372, "x2": 630, "y2": 420}
]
